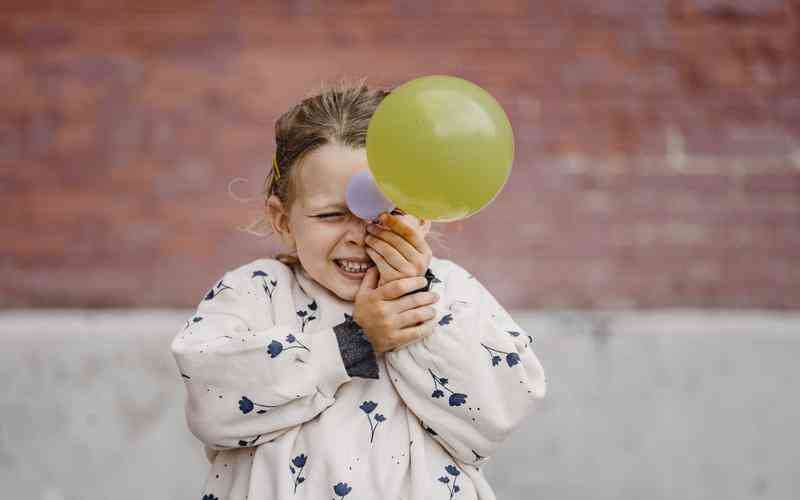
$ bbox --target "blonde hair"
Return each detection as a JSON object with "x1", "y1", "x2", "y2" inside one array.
[{"x1": 239, "y1": 77, "x2": 447, "y2": 266}]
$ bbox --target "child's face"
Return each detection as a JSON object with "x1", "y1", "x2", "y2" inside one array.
[{"x1": 267, "y1": 142, "x2": 431, "y2": 302}]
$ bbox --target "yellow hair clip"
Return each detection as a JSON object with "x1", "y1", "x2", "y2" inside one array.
[{"x1": 273, "y1": 153, "x2": 281, "y2": 180}]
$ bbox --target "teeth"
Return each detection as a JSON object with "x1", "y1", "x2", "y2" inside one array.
[{"x1": 337, "y1": 260, "x2": 373, "y2": 273}]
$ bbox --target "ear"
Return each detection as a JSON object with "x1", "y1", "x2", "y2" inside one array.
[{"x1": 266, "y1": 194, "x2": 295, "y2": 248}]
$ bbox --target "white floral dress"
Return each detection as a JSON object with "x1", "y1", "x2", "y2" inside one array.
[{"x1": 170, "y1": 256, "x2": 546, "y2": 500}]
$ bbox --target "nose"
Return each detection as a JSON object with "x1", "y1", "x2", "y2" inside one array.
[{"x1": 345, "y1": 214, "x2": 370, "y2": 245}]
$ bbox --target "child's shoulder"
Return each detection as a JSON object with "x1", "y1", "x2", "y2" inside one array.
[
  {"x1": 429, "y1": 256, "x2": 475, "y2": 284},
  {"x1": 428, "y1": 257, "x2": 489, "y2": 305},
  {"x1": 217, "y1": 257, "x2": 297, "y2": 287}
]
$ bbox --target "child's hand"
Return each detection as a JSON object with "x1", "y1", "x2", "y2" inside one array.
[
  {"x1": 364, "y1": 212, "x2": 432, "y2": 288},
  {"x1": 353, "y1": 267, "x2": 440, "y2": 354}
]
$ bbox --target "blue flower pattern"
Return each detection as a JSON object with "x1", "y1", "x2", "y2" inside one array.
[
  {"x1": 333, "y1": 482, "x2": 352, "y2": 499},
  {"x1": 201, "y1": 495, "x2": 219, "y2": 500},
  {"x1": 428, "y1": 369, "x2": 468, "y2": 407},
  {"x1": 266, "y1": 333, "x2": 310, "y2": 359},
  {"x1": 438, "y1": 464, "x2": 462, "y2": 499},
  {"x1": 252, "y1": 270, "x2": 278, "y2": 302},
  {"x1": 296, "y1": 300, "x2": 318, "y2": 332},
  {"x1": 290, "y1": 453, "x2": 308, "y2": 493},
  {"x1": 480, "y1": 343, "x2": 520, "y2": 368},
  {"x1": 203, "y1": 280, "x2": 232, "y2": 301},
  {"x1": 239, "y1": 395, "x2": 278, "y2": 415},
  {"x1": 359, "y1": 400, "x2": 387, "y2": 444}
]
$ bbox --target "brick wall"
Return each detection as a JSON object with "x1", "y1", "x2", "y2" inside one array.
[{"x1": 2, "y1": 0, "x2": 798, "y2": 308}]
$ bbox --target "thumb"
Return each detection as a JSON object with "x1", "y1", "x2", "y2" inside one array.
[{"x1": 358, "y1": 266, "x2": 379, "y2": 297}]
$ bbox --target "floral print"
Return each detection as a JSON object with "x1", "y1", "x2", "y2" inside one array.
[
  {"x1": 333, "y1": 482, "x2": 352, "y2": 499},
  {"x1": 252, "y1": 270, "x2": 278, "y2": 302},
  {"x1": 266, "y1": 334, "x2": 310, "y2": 358},
  {"x1": 359, "y1": 400, "x2": 386, "y2": 444},
  {"x1": 438, "y1": 464, "x2": 462, "y2": 499},
  {"x1": 239, "y1": 396, "x2": 278, "y2": 415},
  {"x1": 480, "y1": 343, "x2": 520, "y2": 368},
  {"x1": 204, "y1": 280, "x2": 232, "y2": 301},
  {"x1": 296, "y1": 300, "x2": 318, "y2": 332},
  {"x1": 428, "y1": 369, "x2": 468, "y2": 407},
  {"x1": 289, "y1": 453, "x2": 307, "y2": 493}
]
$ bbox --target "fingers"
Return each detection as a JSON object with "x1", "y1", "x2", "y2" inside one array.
[
  {"x1": 379, "y1": 213, "x2": 431, "y2": 256},
  {"x1": 365, "y1": 225, "x2": 418, "y2": 272},
  {"x1": 379, "y1": 276, "x2": 430, "y2": 301},
  {"x1": 357, "y1": 266, "x2": 379, "y2": 297},
  {"x1": 364, "y1": 247, "x2": 396, "y2": 280},
  {"x1": 389, "y1": 319, "x2": 437, "y2": 352},
  {"x1": 394, "y1": 304, "x2": 437, "y2": 329},
  {"x1": 387, "y1": 290, "x2": 439, "y2": 314}
]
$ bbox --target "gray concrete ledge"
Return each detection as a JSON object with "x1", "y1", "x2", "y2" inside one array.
[{"x1": 2, "y1": 309, "x2": 798, "y2": 500}]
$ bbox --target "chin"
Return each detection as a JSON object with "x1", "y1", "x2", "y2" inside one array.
[
  {"x1": 328, "y1": 284, "x2": 356, "y2": 302},
  {"x1": 323, "y1": 263, "x2": 361, "y2": 302},
  {"x1": 338, "y1": 291, "x2": 357, "y2": 302},
  {"x1": 333, "y1": 278, "x2": 359, "y2": 302}
]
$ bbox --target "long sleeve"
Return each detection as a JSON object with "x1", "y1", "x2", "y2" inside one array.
[
  {"x1": 384, "y1": 261, "x2": 546, "y2": 466},
  {"x1": 170, "y1": 268, "x2": 376, "y2": 451}
]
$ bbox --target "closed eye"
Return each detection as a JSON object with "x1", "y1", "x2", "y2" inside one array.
[{"x1": 317, "y1": 209, "x2": 404, "y2": 219}]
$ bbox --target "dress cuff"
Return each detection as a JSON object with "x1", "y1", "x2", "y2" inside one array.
[{"x1": 334, "y1": 318, "x2": 379, "y2": 379}]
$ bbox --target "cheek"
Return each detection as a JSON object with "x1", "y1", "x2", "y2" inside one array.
[{"x1": 298, "y1": 226, "x2": 340, "y2": 256}]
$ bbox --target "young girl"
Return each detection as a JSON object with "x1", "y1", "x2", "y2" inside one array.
[{"x1": 170, "y1": 80, "x2": 546, "y2": 500}]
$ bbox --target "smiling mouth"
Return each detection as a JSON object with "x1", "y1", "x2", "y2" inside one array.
[{"x1": 334, "y1": 259, "x2": 376, "y2": 274}]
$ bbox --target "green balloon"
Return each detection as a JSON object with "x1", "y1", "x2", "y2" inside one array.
[{"x1": 366, "y1": 75, "x2": 514, "y2": 222}]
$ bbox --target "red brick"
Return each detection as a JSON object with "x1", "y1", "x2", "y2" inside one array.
[{"x1": 2, "y1": 1, "x2": 799, "y2": 309}]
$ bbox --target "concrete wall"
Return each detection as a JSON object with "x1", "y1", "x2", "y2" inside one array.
[{"x1": 2, "y1": 309, "x2": 798, "y2": 499}]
